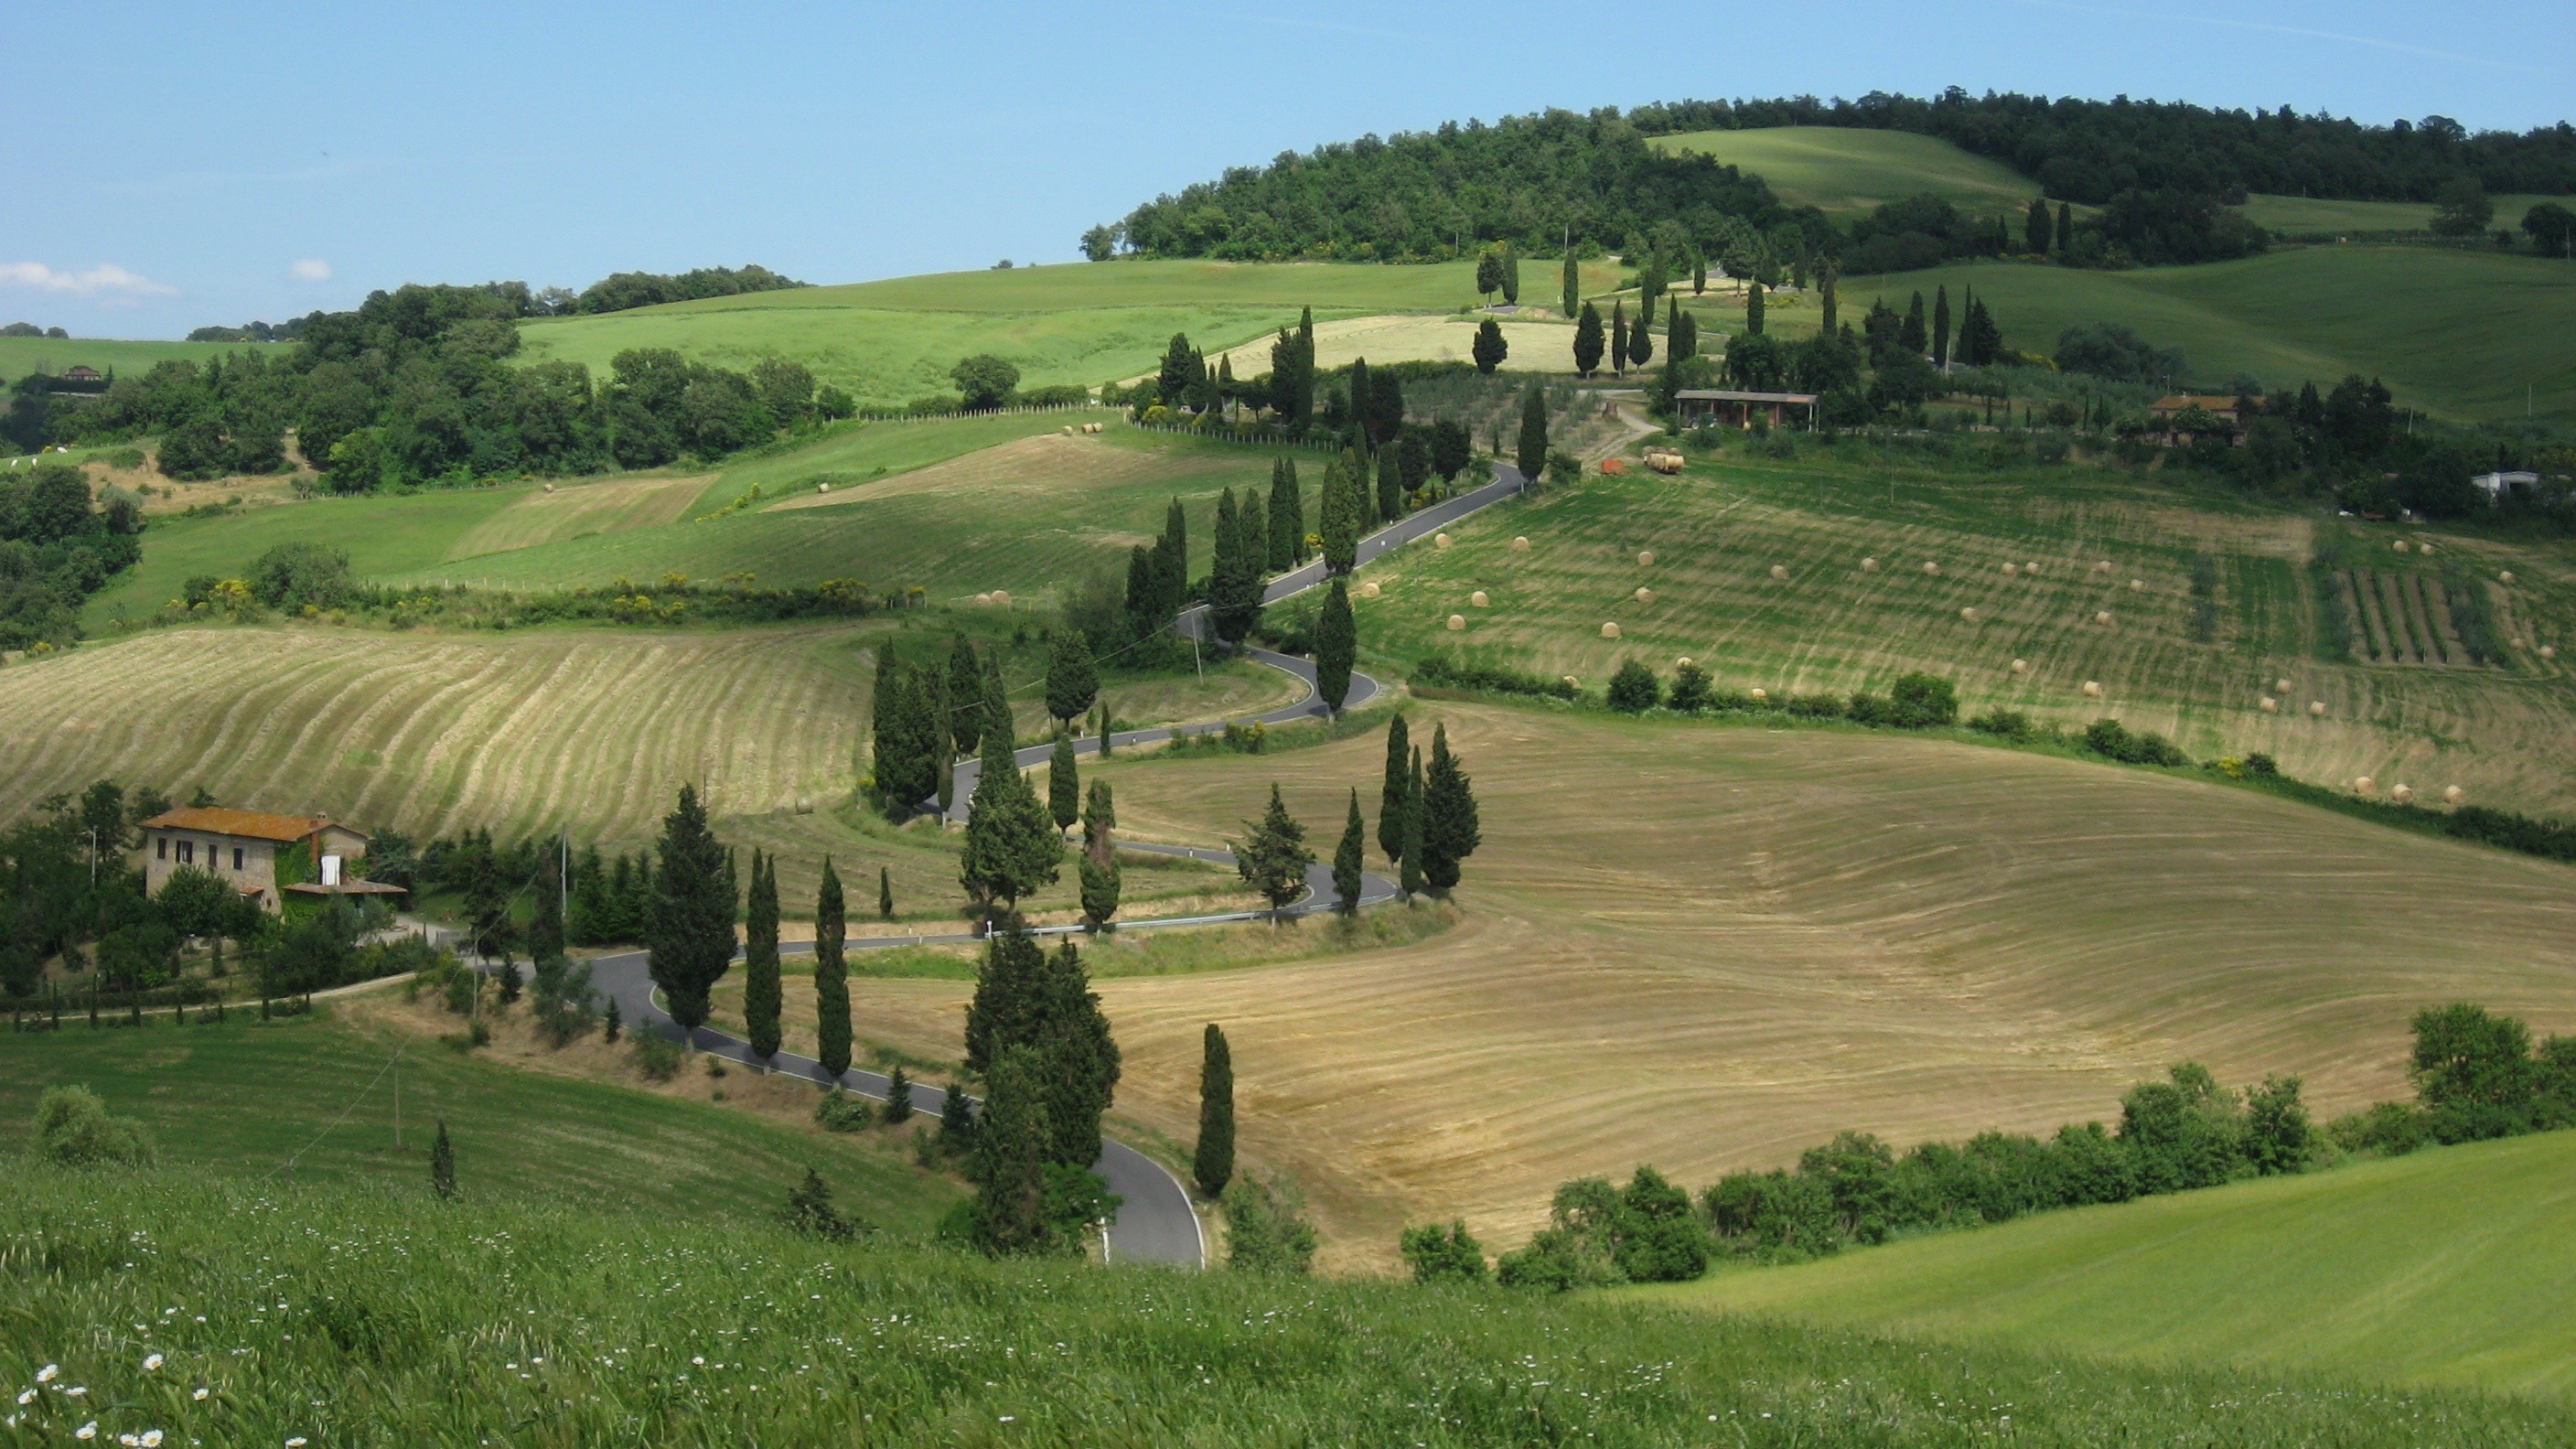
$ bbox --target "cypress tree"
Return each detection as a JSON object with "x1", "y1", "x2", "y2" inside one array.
[
  {"x1": 1315, "y1": 578, "x2": 1355, "y2": 713},
  {"x1": 946, "y1": 634, "x2": 983, "y2": 753},
  {"x1": 568, "y1": 843, "x2": 607, "y2": 945},
  {"x1": 1609, "y1": 302, "x2": 1628, "y2": 378},
  {"x1": 1561, "y1": 242, "x2": 1579, "y2": 319},
  {"x1": 1092, "y1": 696, "x2": 1113, "y2": 755},
  {"x1": 2025, "y1": 197, "x2": 2053, "y2": 253},
  {"x1": 964, "y1": 929, "x2": 1046, "y2": 1074},
  {"x1": 1378, "y1": 714, "x2": 1411, "y2": 865},
  {"x1": 1235, "y1": 784, "x2": 1315, "y2": 914},
  {"x1": 1420, "y1": 722, "x2": 1482, "y2": 895},
  {"x1": 1293, "y1": 306, "x2": 1316, "y2": 426},
  {"x1": 531, "y1": 840, "x2": 565, "y2": 961},
  {"x1": 960, "y1": 750, "x2": 1059, "y2": 919},
  {"x1": 744, "y1": 850, "x2": 782, "y2": 1060},
  {"x1": 1515, "y1": 384, "x2": 1548, "y2": 480},
  {"x1": 879, "y1": 864, "x2": 895, "y2": 920},
  {"x1": 933, "y1": 672, "x2": 957, "y2": 815},
  {"x1": 2055, "y1": 201, "x2": 2073, "y2": 252},
  {"x1": 1377, "y1": 445, "x2": 1403, "y2": 524},
  {"x1": 883, "y1": 1065, "x2": 914, "y2": 1125},
  {"x1": 1214, "y1": 353, "x2": 1236, "y2": 416},
  {"x1": 430, "y1": 1120, "x2": 456, "y2": 1199},
  {"x1": 1902, "y1": 292, "x2": 1927, "y2": 356},
  {"x1": 1318, "y1": 450, "x2": 1359, "y2": 574},
  {"x1": 647, "y1": 784, "x2": 735, "y2": 1035},
  {"x1": 1819, "y1": 264, "x2": 1838, "y2": 334},
  {"x1": 1048, "y1": 731, "x2": 1079, "y2": 838},
  {"x1": 1670, "y1": 306, "x2": 1697, "y2": 361},
  {"x1": 1499, "y1": 242, "x2": 1520, "y2": 304},
  {"x1": 1210, "y1": 485, "x2": 1266, "y2": 643},
  {"x1": 1214, "y1": 486, "x2": 1240, "y2": 581},
  {"x1": 1630, "y1": 306, "x2": 1654, "y2": 368},
  {"x1": 1079, "y1": 779, "x2": 1121, "y2": 930},
  {"x1": 1748, "y1": 281, "x2": 1766, "y2": 336},
  {"x1": 1268, "y1": 456, "x2": 1304, "y2": 568},
  {"x1": 1334, "y1": 788, "x2": 1365, "y2": 917},
  {"x1": 939, "y1": 1075, "x2": 975, "y2": 1151},
  {"x1": 969, "y1": 1044, "x2": 1053, "y2": 1255},
  {"x1": 1195, "y1": 1023, "x2": 1235, "y2": 1197},
  {"x1": 1471, "y1": 317, "x2": 1508, "y2": 374},
  {"x1": 870, "y1": 647, "x2": 907, "y2": 810},
  {"x1": 1034, "y1": 939, "x2": 1121, "y2": 1166},
  {"x1": 980, "y1": 646, "x2": 1013, "y2": 758},
  {"x1": 1572, "y1": 302, "x2": 1604, "y2": 375},
  {"x1": 1157, "y1": 332, "x2": 1196, "y2": 402},
  {"x1": 1347, "y1": 357, "x2": 1370, "y2": 446},
  {"x1": 1692, "y1": 253, "x2": 1707, "y2": 294},
  {"x1": 1399, "y1": 747, "x2": 1426, "y2": 899},
  {"x1": 815, "y1": 855, "x2": 851, "y2": 1079},
  {"x1": 1044, "y1": 629, "x2": 1098, "y2": 729},
  {"x1": 1932, "y1": 285, "x2": 1953, "y2": 370},
  {"x1": 603, "y1": 995, "x2": 620, "y2": 1043},
  {"x1": 1475, "y1": 247, "x2": 1502, "y2": 300},
  {"x1": 1239, "y1": 489, "x2": 1266, "y2": 576}
]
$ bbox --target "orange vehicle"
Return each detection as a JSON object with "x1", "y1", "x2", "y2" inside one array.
[{"x1": 1600, "y1": 457, "x2": 1629, "y2": 476}]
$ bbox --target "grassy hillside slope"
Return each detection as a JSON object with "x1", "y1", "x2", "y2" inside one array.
[
  {"x1": 11, "y1": 1167, "x2": 2562, "y2": 1449},
  {"x1": 0, "y1": 335, "x2": 291, "y2": 387},
  {"x1": 1652, "y1": 126, "x2": 2041, "y2": 219},
  {"x1": 1358, "y1": 451, "x2": 2576, "y2": 815},
  {"x1": 1841, "y1": 245, "x2": 2576, "y2": 422},
  {"x1": 513, "y1": 259, "x2": 1491, "y2": 410},
  {"x1": 2240, "y1": 193, "x2": 2560, "y2": 234},
  {"x1": 1639, "y1": 1130, "x2": 2576, "y2": 1400},
  {"x1": 0, "y1": 1005, "x2": 956, "y2": 1229},
  {"x1": 821, "y1": 701, "x2": 2576, "y2": 1268}
]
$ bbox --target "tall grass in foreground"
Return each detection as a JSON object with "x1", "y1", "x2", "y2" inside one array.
[{"x1": 2, "y1": 1164, "x2": 2568, "y2": 1447}]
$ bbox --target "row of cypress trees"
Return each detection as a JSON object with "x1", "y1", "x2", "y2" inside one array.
[
  {"x1": 962, "y1": 930, "x2": 1123, "y2": 1254},
  {"x1": 1378, "y1": 715, "x2": 1481, "y2": 896}
]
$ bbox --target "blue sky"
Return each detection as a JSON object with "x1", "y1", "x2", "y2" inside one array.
[{"x1": 5, "y1": 0, "x2": 2569, "y2": 338}]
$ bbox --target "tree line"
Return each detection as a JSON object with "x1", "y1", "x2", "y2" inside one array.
[
  {"x1": 0, "y1": 460, "x2": 139, "y2": 649},
  {"x1": 1402, "y1": 1002, "x2": 2576, "y2": 1291}
]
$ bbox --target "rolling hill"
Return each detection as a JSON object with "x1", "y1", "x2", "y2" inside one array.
[{"x1": 1637, "y1": 1128, "x2": 2576, "y2": 1401}]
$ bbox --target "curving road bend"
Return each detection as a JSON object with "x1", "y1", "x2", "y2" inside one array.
[{"x1": 589, "y1": 460, "x2": 1528, "y2": 1268}]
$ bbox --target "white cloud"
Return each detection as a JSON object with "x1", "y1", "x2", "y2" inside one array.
[
  {"x1": 289, "y1": 259, "x2": 332, "y2": 283},
  {"x1": 0, "y1": 261, "x2": 178, "y2": 298}
]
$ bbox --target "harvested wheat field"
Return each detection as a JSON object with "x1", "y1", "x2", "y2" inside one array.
[
  {"x1": 829, "y1": 702, "x2": 2576, "y2": 1272},
  {"x1": 1366, "y1": 456, "x2": 2576, "y2": 814},
  {"x1": 1201, "y1": 313, "x2": 1570, "y2": 377},
  {"x1": 444, "y1": 473, "x2": 714, "y2": 559}
]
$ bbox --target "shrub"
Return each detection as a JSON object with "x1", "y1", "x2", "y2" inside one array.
[
  {"x1": 1398, "y1": 1221, "x2": 1489, "y2": 1283},
  {"x1": 1667, "y1": 662, "x2": 1712, "y2": 713},
  {"x1": 1223, "y1": 1177, "x2": 1318, "y2": 1276},
  {"x1": 1887, "y1": 672, "x2": 1959, "y2": 727},
  {"x1": 250, "y1": 541, "x2": 355, "y2": 610},
  {"x1": 2084, "y1": 718, "x2": 2189, "y2": 767},
  {"x1": 1411, "y1": 655, "x2": 1579, "y2": 701},
  {"x1": 1014, "y1": 384, "x2": 1090, "y2": 408},
  {"x1": 1783, "y1": 692, "x2": 1844, "y2": 719},
  {"x1": 34, "y1": 1085, "x2": 155, "y2": 1166},
  {"x1": 1606, "y1": 660, "x2": 1661, "y2": 714},
  {"x1": 812, "y1": 1088, "x2": 873, "y2": 1132},
  {"x1": 1968, "y1": 708, "x2": 2034, "y2": 740},
  {"x1": 2330, "y1": 1100, "x2": 2429, "y2": 1157},
  {"x1": 950, "y1": 355, "x2": 1022, "y2": 411},
  {"x1": 632, "y1": 1035, "x2": 682, "y2": 1082},
  {"x1": 2243, "y1": 752, "x2": 2279, "y2": 777}
]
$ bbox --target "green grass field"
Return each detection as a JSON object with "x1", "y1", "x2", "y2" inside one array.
[
  {"x1": 514, "y1": 259, "x2": 1491, "y2": 411},
  {"x1": 1651, "y1": 126, "x2": 2043, "y2": 219},
  {"x1": 0, "y1": 335, "x2": 292, "y2": 389},
  {"x1": 7, "y1": 1161, "x2": 2569, "y2": 1447},
  {"x1": 1841, "y1": 245, "x2": 2576, "y2": 423},
  {"x1": 1638, "y1": 1129, "x2": 2576, "y2": 1401},
  {"x1": 0, "y1": 1004, "x2": 958, "y2": 1230},
  {"x1": 2239, "y1": 193, "x2": 2562, "y2": 234}
]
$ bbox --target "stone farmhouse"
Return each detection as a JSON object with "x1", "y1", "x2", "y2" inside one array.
[{"x1": 138, "y1": 808, "x2": 400, "y2": 914}]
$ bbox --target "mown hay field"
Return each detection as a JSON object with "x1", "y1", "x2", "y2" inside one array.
[
  {"x1": 1359, "y1": 454, "x2": 2576, "y2": 816},
  {"x1": 0, "y1": 622, "x2": 1298, "y2": 917},
  {"x1": 1637, "y1": 1128, "x2": 2576, "y2": 1401},
  {"x1": 829, "y1": 702, "x2": 2576, "y2": 1270},
  {"x1": 1841, "y1": 245, "x2": 2576, "y2": 424},
  {"x1": 2236, "y1": 192, "x2": 2560, "y2": 233},
  {"x1": 1204, "y1": 313, "x2": 1572, "y2": 376},
  {"x1": 0, "y1": 334, "x2": 293, "y2": 391}
]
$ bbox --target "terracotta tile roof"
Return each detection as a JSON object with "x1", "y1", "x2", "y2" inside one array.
[{"x1": 137, "y1": 807, "x2": 366, "y2": 844}]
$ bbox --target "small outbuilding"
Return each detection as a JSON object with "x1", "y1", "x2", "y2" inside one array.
[{"x1": 1675, "y1": 390, "x2": 1819, "y2": 429}]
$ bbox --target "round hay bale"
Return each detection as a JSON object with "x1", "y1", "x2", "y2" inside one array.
[
  {"x1": 795, "y1": 794, "x2": 814, "y2": 815},
  {"x1": 1769, "y1": 564, "x2": 1788, "y2": 581},
  {"x1": 2444, "y1": 785, "x2": 2466, "y2": 805},
  {"x1": 1960, "y1": 606, "x2": 1980, "y2": 623},
  {"x1": 2002, "y1": 563, "x2": 2019, "y2": 576},
  {"x1": 2025, "y1": 562, "x2": 2041, "y2": 574},
  {"x1": 817, "y1": 482, "x2": 830, "y2": 493},
  {"x1": 1434, "y1": 532, "x2": 1454, "y2": 550},
  {"x1": 2391, "y1": 783, "x2": 2415, "y2": 804},
  {"x1": 974, "y1": 592, "x2": 993, "y2": 606},
  {"x1": 1635, "y1": 586, "x2": 1655, "y2": 604},
  {"x1": 1601, "y1": 621, "x2": 1622, "y2": 639},
  {"x1": 2420, "y1": 542, "x2": 2436, "y2": 555},
  {"x1": 2081, "y1": 680, "x2": 2104, "y2": 698},
  {"x1": 1512, "y1": 536, "x2": 1530, "y2": 552},
  {"x1": 2308, "y1": 701, "x2": 2328, "y2": 717},
  {"x1": 1062, "y1": 425, "x2": 1074, "y2": 435},
  {"x1": 1360, "y1": 580, "x2": 1381, "y2": 599},
  {"x1": 1563, "y1": 675, "x2": 1582, "y2": 689},
  {"x1": 2010, "y1": 658, "x2": 2031, "y2": 675},
  {"x1": 2095, "y1": 610, "x2": 2115, "y2": 626},
  {"x1": 1921, "y1": 560, "x2": 1941, "y2": 575},
  {"x1": 542, "y1": 482, "x2": 556, "y2": 493},
  {"x1": 2129, "y1": 579, "x2": 2144, "y2": 592},
  {"x1": 1470, "y1": 590, "x2": 1489, "y2": 607},
  {"x1": 2499, "y1": 569, "x2": 2516, "y2": 584},
  {"x1": 2276, "y1": 678, "x2": 2293, "y2": 693},
  {"x1": 2093, "y1": 560, "x2": 2112, "y2": 574},
  {"x1": 1750, "y1": 687, "x2": 1768, "y2": 703},
  {"x1": 1446, "y1": 614, "x2": 1465, "y2": 632},
  {"x1": 1861, "y1": 556, "x2": 1880, "y2": 572},
  {"x1": 1637, "y1": 549, "x2": 1655, "y2": 566},
  {"x1": 2542, "y1": 644, "x2": 2560, "y2": 660},
  {"x1": 990, "y1": 589, "x2": 1012, "y2": 609},
  {"x1": 2393, "y1": 540, "x2": 2410, "y2": 553},
  {"x1": 1676, "y1": 656, "x2": 1693, "y2": 669},
  {"x1": 2354, "y1": 776, "x2": 2377, "y2": 796},
  {"x1": 2259, "y1": 696, "x2": 2278, "y2": 713}
]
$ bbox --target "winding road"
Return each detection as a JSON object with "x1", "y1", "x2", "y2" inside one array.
[{"x1": 593, "y1": 457, "x2": 1531, "y2": 1268}]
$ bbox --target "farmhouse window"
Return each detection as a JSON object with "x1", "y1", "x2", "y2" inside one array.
[
  {"x1": 233, "y1": 847, "x2": 245, "y2": 870},
  {"x1": 156, "y1": 838, "x2": 167, "y2": 861},
  {"x1": 180, "y1": 841, "x2": 194, "y2": 864}
]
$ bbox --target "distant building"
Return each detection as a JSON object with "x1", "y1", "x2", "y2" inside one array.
[
  {"x1": 1675, "y1": 390, "x2": 1819, "y2": 429},
  {"x1": 2150, "y1": 395, "x2": 2245, "y2": 425},
  {"x1": 2473, "y1": 470, "x2": 2539, "y2": 499},
  {"x1": 138, "y1": 808, "x2": 400, "y2": 914},
  {"x1": 61, "y1": 365, "x2": 102, "y2": 383}
]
